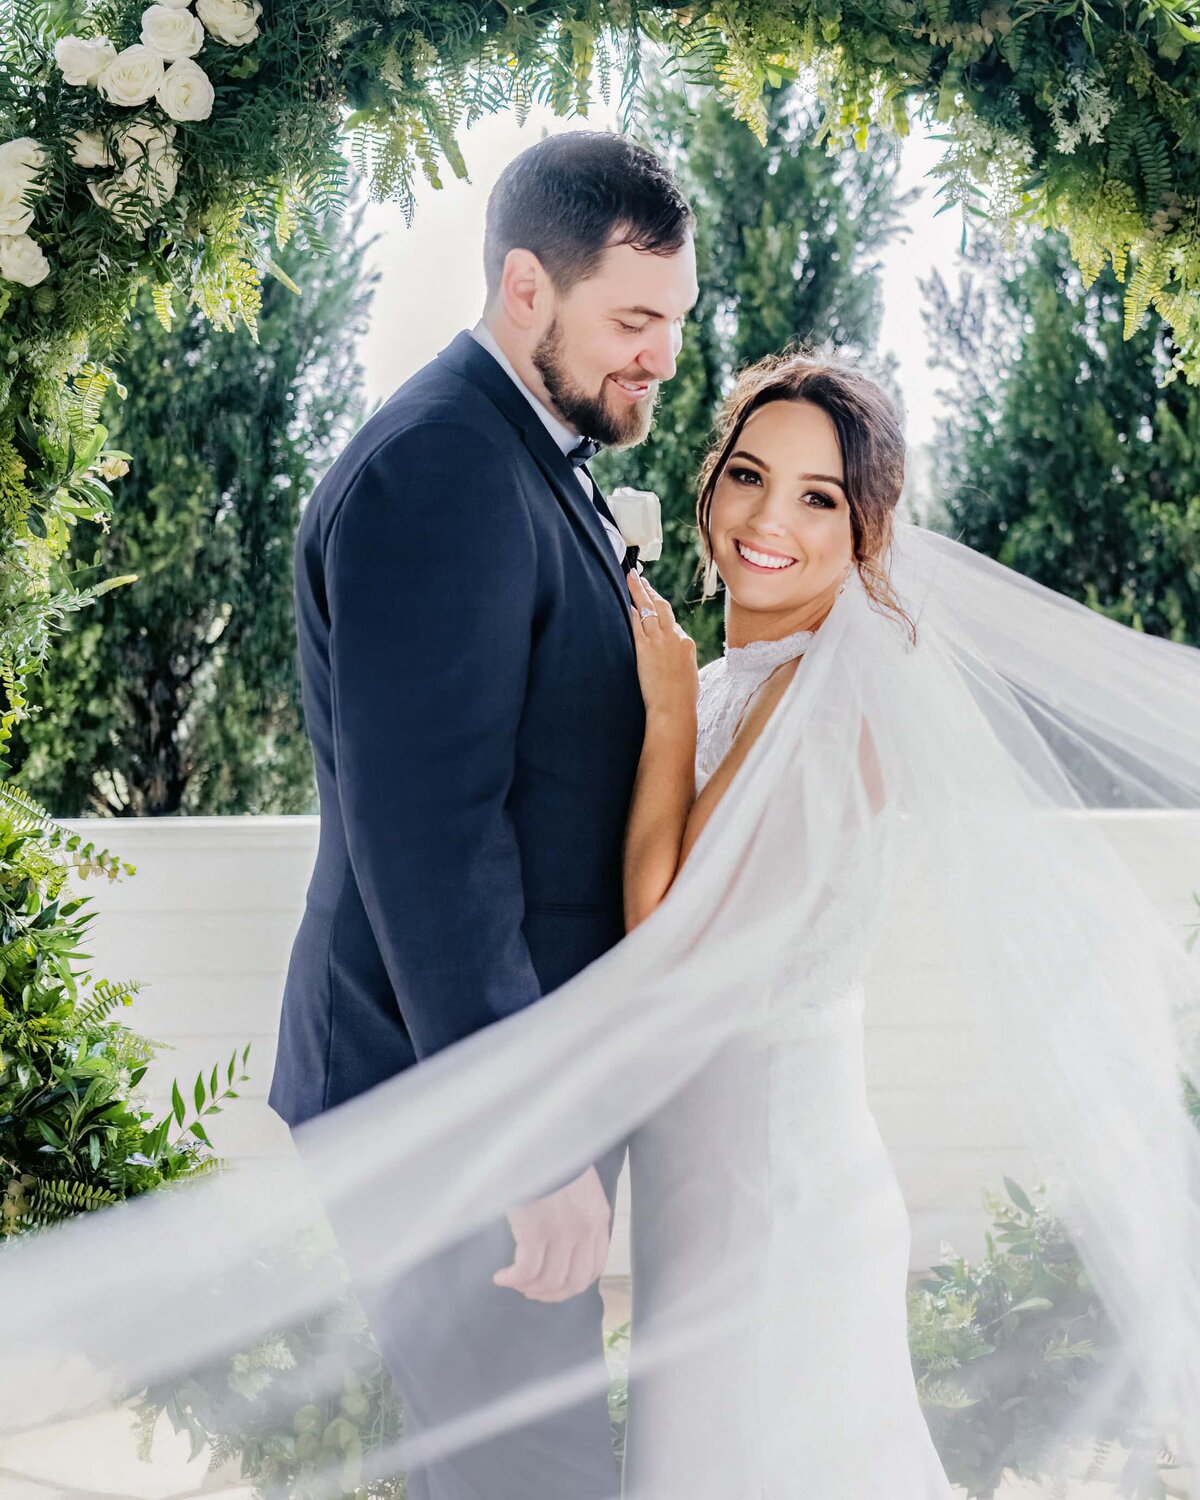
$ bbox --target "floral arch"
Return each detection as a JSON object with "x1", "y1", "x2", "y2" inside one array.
[{"x1": 0, "y1": 0, "x2": 1198, "y2": 737}]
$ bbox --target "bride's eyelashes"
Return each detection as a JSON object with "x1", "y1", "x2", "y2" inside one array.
[{"x1": 724, "y1": 466, "x2": 838, "y2": 509}]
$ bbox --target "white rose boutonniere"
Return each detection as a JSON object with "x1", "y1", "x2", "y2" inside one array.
[
  {"x1": 54, "y1": 35, "x2": 118, "y2": 87},
  {"x1": 156, "y1": 57, "x2": 215, "y2": 121},
  {"x1": 140, "y1": 4, "x2": 206, "y2": 61},
  {"x1": 608, "y1": 487, "x2": 664, "y2": 563},
  {"x1": 0, "y1": 233, "x2": 51, "y2": 288},
  {"x1": 97, "y1": 44, "x2": 166, "y2": 107},
  {"x1": 196, "y1": 0, "x2": 263, "y2": 46}
]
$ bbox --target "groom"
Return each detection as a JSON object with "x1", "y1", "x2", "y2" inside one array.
[{"x1": 269, "y1": 132, "x2": 697, "y2": 1497}]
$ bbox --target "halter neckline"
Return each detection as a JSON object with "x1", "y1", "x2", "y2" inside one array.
[{"x1": 723, "y1": 625, "x2": 815, "y2": 680}]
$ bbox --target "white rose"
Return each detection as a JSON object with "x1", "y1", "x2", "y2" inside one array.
[
  {"x1": 156, "y1": 57, "x2": 214, "y2": 120},
  {"x1": 156, "y1": 0, "x2": 197, "y2": 7},
  {"x1": 0, "y1": 179, "x2": 35, "y2": 236},
  {"x1": 0, "y1": 139, "x2": 47, "y2": 235},
  {"x1": 115, "y1": 117, "x2": 177, "y2": 163},
  {"x1": 97, "y1": 44, "x2": 166, "y2": 107},
  {"x1": 70, "y1": 129, "x2": 114, "y2": 169},
  {"x1": 608, "y1": 487, "x2": 664, "y2": 562},
  {"x1": 0, "y1": 233, "x2": 50, "y2": 287},
  {"x1": 195, "y1": 0, "x2": 261, "y2": 46},
  {"x1": 88, "y1": 178, "x2": 153, "y2": 239},
  {"x1": 54, "y1": 34, "x2": 117, "y2": 87},
  {"x1": 140, "y1": 4, "x2": 205, "y2": 60},
  {"x1": 120, "y1": 146, "x2": 180, "y2": 206},
  {"x1": 0, "y1": 136, "x2": 48, "y2": 182}
]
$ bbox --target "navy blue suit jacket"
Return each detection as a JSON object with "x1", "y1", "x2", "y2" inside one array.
[{"x1": 268, "y1": 332, "x2": 646, "y2": 1128}]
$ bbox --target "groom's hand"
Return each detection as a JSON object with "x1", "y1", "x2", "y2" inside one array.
[{"x1": 493, "y1": 1166, "x2": 612, "y2": 1303}]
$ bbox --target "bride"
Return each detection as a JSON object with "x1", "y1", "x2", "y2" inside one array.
[
  {"x1": 3, "y1": 351, "x2": 1200, "y2": 1500},
  {"x1": 618, "y1": 352, "x2": 954, "y2": 1495}
]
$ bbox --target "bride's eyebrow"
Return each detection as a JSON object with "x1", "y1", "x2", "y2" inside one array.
[
  {"x1": 730, "y1": 449, "x2": 845, "y2": 490},
  {"x1": 729, "y1": 450, "x2": 847, "y2": 495}
]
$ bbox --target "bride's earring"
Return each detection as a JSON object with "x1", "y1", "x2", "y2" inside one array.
[
  {"x1": 838, "y1": 563, "x2": 854, "y2": 596},
  {"x1": 702, "y1": 557, "x2": 720, "y2": 601}
]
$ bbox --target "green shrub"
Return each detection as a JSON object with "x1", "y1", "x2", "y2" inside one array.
[{"x1": 0, "y1": 781, "x2": 247, "y2": 1236}]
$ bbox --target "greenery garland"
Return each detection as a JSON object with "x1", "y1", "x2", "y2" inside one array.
[{"x1": 1, "y1": 0, "x2": 1198, "y2": 736}]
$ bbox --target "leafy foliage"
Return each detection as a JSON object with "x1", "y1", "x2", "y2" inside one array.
[
  {"x1": 924, "y1": 228, "x2": 1200, "y2": 644},
  {"x1": 7, "y1": 197, "x2": 375, "y2": 816},
  {"x1": 3, "y1": 0, "x2": 1200, "y2": 739},
  {"x1": 0, "y1": 783, "x2": 249, "y2": 1237},
  {"x1": 134, "y1": 1228, "x2": 407, "y2": 1499},
  {"x1": 908, "y1": 1178, "x2": 1172, "y2": 1499}
]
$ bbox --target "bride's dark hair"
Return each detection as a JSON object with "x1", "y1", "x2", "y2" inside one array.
[{"x1": 696, "y1": 349, "x2": 915, "y2": 639}]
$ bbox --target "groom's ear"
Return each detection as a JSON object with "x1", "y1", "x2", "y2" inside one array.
[{"x1": 499, "y1": 248, "x2": 549, "y2": 331}]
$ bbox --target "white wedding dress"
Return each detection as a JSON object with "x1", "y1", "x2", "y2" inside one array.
[{"x1": 622, "y1": 626, "x2": 955, "y2": 1498}]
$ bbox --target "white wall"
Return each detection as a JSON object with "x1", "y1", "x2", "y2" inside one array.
[{"x1": 62, "y1": 814, "x2": 1199, "y2": 1273}]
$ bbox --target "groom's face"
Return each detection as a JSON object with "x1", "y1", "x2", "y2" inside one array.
[{"x1": 532, "y1": 236, "x2": 698, "y2": 448}]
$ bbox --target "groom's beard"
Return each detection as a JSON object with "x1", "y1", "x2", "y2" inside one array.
[{"x1": 532, "y1": 318, "x2": 658, "y2": 449}]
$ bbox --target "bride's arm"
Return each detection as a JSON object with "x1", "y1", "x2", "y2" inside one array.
[
  {"x1": 623, "y1": 585, "x2": 883, "y2": 930},
  {"x1": 622, "y1": 572, "x2": 802, "y2": 930},
  {"x1": 622, "y1": 573, "x2": 699, "y2": 931}
]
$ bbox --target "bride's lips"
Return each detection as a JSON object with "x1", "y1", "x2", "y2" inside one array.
[
  {"x1": 732, "y1": 538, "x2": 799, "y2": 574},
  {"x1": 608, "y1": 374, "x2": 653, "y2": 403}
]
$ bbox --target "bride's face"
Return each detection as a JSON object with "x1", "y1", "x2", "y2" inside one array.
[{"x1": 709, "y1": 399, "x2": 854, "y2": 615}]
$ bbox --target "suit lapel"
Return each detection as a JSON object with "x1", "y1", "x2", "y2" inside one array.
[{"x1": 437, "y1": 332, "x2": 634, "y2": 639}]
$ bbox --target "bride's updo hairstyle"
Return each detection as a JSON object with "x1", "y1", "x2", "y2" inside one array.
[{"x1": 697, "y1": 350, "x2": 915, "y2": 639}]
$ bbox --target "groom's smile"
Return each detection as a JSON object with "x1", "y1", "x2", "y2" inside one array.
[{"x1": 609, "y1": 373, "x2": 654, "y2": 402}]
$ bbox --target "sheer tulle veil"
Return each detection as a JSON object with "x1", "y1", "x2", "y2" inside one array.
[{"x1": 2, "y1": 522, "x2": 1199, "y2": 1496}]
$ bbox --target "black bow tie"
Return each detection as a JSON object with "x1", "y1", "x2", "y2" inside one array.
[{"x1": 567, "y1": 437, "x2": 602, "y2": 469}]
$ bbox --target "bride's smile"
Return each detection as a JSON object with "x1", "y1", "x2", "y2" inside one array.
[{"x1": 732, "y1": 537, "x2": 797, "y2": 570}]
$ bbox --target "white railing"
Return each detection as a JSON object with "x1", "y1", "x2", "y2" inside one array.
[{"x1": 62, "y1": 813, "x2": 1199, "y2": 1273}]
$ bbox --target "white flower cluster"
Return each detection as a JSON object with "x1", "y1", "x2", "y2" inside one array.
[
  {"x1": 940, "y1": 107, "x2": 1036, "y2": 229},
  {"x1": 50, "y1": 0, "x2": 261, "y2": 242},
  {"x1": 1048, "y1": 70, "x2": 1117, "y2": 157},
  {"x1": 0, "y1": 137, "x2": 50, "y2": 286}
]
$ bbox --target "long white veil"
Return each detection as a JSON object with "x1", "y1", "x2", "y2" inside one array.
[{"x1": 2, "y1": 523, "x2": 1199, "y2": 1497}]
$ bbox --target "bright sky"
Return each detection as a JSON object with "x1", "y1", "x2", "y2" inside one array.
[{"x1": 354, "y1": 99, "x2": 967, "y2": 463}]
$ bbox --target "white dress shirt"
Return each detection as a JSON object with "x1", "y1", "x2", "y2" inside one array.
[{"x1": 471, "y1": 322, "x2": 628, "y2": 566}]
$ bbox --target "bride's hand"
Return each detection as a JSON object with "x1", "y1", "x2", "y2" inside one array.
[{"x1": 627, "y1": 571, "x2": 699, "y2": 724}]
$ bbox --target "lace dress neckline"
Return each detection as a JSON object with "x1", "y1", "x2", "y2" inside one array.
[
  {"x1": 723, "y1": 626, "x2": 815, "y2": 682},
  {"x1": 696, "y1": 625, "x2": 816, "y2": 798}
]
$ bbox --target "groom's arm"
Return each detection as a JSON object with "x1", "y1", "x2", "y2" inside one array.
[{"x1": 325, "y1": 419, "x2": 542, "y2": 1059}]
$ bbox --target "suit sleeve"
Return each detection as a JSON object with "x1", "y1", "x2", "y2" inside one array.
[{"x1": 325, "y1": 420, "x2": 541, "y2": 1059}]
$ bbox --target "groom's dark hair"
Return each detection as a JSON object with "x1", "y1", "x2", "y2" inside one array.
[{"x1": 483, "y1": 132, "x2": 693, "y2": 298}]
